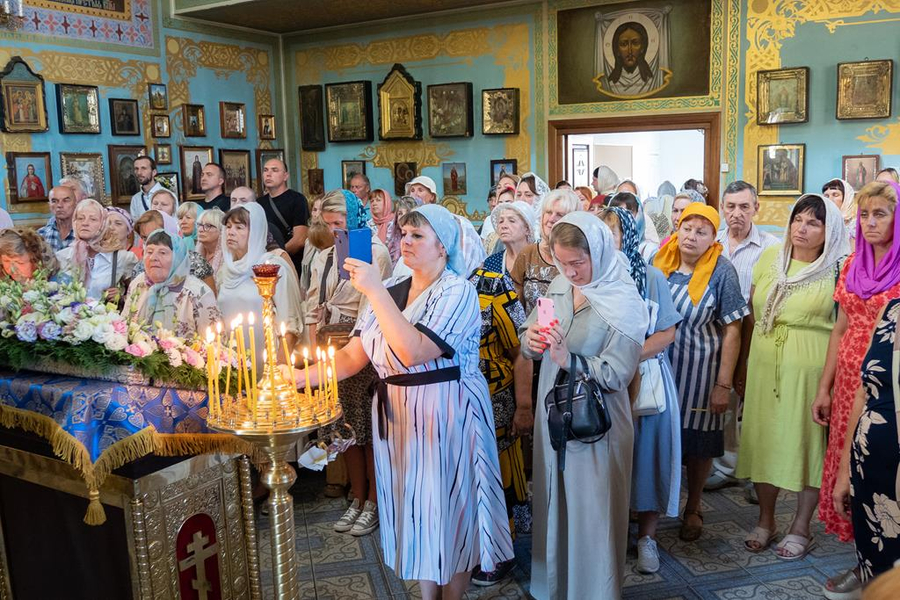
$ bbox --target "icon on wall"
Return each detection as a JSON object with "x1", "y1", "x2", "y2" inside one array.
[
  {"x1": 0, "y1": 57, "x2": 49, "y2": 133},
  {"x1": 182, "y1": 103, "x2": 206, "y2": 137},
  {"x1": 60, "y1": 152, "x2": 106, "y2": 204},
  {"x1": 758, "y1": 143, "x2": 805, "y2": 196},
  {"x1": 148, "y1": 83, "x2": 168, "y2": 110},
  {"x1": 298, "y1": 85, "x2": 325, "y2": 151},
  {"x1": 442, "y1": 162, "x2": 467, "y2": 195},
  {"x1": 5, "y1": 151, "x2": 52, "y2": 204},
  {"x1": 428, "y1": 83, "x2": 473, "y2": 138},
  {"x1": 57, "y1": 83, "x2": 101, "y2": 134},
  {"x1": 108, "y1": 144, "x2": 147, "y2": 206},
  {"x1": 393, "y1": 161, "x2": 417, "y2": 197}
]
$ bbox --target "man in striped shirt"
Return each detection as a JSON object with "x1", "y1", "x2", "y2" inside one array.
[{"x1": 706, "y1": 181, "x2": 779, "y2": 496}]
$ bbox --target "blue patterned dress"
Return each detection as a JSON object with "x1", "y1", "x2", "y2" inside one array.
[{"x1": 354, "y1": 270, "x2": 514, "y2": 584}]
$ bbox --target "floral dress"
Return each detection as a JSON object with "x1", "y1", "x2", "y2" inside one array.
[
  {"x1": 850, "y1": 298, "x2": 900, "y2": 582},
  {"x1": 821, "y1": 255, "x2": 900, "y2": 541}
]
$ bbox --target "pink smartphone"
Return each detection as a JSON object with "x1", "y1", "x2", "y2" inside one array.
[{"x1": 537, "y1": 297, "x2": 555, "y2": 329}]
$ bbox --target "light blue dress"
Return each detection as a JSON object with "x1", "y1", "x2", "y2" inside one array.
[{"x1": 631, "y1": 266, "x2": 682, "y2": 516}]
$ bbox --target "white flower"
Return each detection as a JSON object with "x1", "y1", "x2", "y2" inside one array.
[
  {"x1": 91, "y1": 323, "x2": 114, "y2": 345},
  {"x1": 22, "y1": 290, "x2": 40, "y2": 303},
  {"x1": 72, "y1": 320, "x2": 94, "y2": 342},
  {"x1": 165, "y1": 348, "x2": 183, "y2": 368},
  {"x1": 56, "y1": 308, "x2": 76, "y2": 325},
  {"x1": 105, "y1": 333, "x2": 128, "y2": 352},
  {"x1": 871, "y1": 493, "x2": 900, "y2": 539}
]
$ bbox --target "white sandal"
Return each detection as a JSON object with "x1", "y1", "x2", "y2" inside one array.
[
  {"x1": 775, "y1": 533, "x2": 815, "y2": 561},
  {"x1": 743, "y1": 526, "x2": 776, "y2": 553}
]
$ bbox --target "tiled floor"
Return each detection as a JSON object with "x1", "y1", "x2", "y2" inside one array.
[{"x1": 258, "y1": 471, "x2": 856, "y2": 599}]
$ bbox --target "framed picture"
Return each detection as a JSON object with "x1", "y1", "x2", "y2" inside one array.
[
  {"x1": 757, "y1": 67, "x2": 809, "y2": 125},
  {"x1": 482, "y1": 88, "x2": 519, "y2": 135},
  {"x1": 837, "y1": 59, "x2": 893, "y2": 120},
  {"x1": 219, "y1": 148, "x2": 252, "y2": 191},
  {"x1": 109, "y1": 98, "x2": 140, "y2": 136},
  {"x1": 0, "y1": 57, "x2": 49, "y2": 133},
  {"x1": 180, "y1": 145, "x2": 214, "y2": 201},
  {"x1": 307, "y1": 168, "x2": 324, "y2": 196},
  {"x1": 843, "y1": 154, "x2": 881, "y2": 190},
  {"x1": 342, "y1": 160, "x2": 366, "y2": 189},
  {"x1": 490, "y1": 159, "x2": 518, "y2": 185},
  {"x1": 5, "y1": 152, "x2": 52, "y2": 204},
  {"x1": 56, "y1": 83, "x2": 100, "y2": 134},
  {"x1": 255, "y1": 148, "x2": 285, "y2": 194},
  {"x1": 152, "y1": 114, "x2": 170, "y2": 138},
  {"x1": 570, "y1": 144, "x2": 590, "y2": 187},
  {"x1": 108, "y1": 144, "x2": 147, "y2": 205},
  {"x1": 258, "y1": 114, "x2": 275, "y2": 140},
  {"x1": 325, "y1": 81, "x2": 373, "y2": 143},
  {"x1": 156, "y1": 172, "x2": 179, "y2": 195},
  {"x1": 60, "y1": 152, "x2": 106, "y2": 203},
  {"x1": 428, "y1": 83, "x2": 473, "y2": 138},
  {"x1": 758, "y1": 144, "x2": 805, "y2": 196},
  {"x1": 298, "y1": 85, "x2": 326, "y2": 151},
  {"x1": 378, "y1": 64, "x2": 422, "y2": 140},
  {"x1": 182, "y1": 104, "x2": 206, "y2": 136},
  {"x1": 442, "y1": 162, "x2": 467, "y2": 195},
  {"x1": 148, "y1": 83, "x2": 168, "y2": 110},
  {"x1": 219, "y1": 101, "x2": 246, "y2": 139},
  {"x1": 154, "y1": 143, "x2": 172, "y2": 165},
  {"x1": 393, "y1": 161, "x2": 417, "y2": 197}
]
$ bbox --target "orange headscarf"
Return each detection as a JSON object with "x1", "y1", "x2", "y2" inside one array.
[{"x1": 653, "y1": 203, "x2": 722, "y2": 305}]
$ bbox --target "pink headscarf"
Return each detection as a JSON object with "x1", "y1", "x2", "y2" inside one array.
[{"x1": 846, "y1": 182, "x2": 900, "y2": 299}]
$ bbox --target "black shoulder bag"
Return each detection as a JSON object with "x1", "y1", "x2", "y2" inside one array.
[{"x1": 544, "y1": 353, "x2": 611, "y2": 471}]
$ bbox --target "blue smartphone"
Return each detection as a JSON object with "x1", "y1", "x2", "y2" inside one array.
[{"x1": 335, "y1": 228, "x2": 372, "y2": 280}]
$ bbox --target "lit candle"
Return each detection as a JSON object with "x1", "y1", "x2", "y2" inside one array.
[
  {"x1": 17, "y1": 0, "x2": 23, "y2": 18},
  {"x1": 288, "y1": 352, "x2": 299, "y2": 412},
  {"x1": 225, "y1": 324, "x2": 235, "y2": 400},
  {"x1": 316, "y1": 347, "x2": 325, "y2": 399},
  {"x1": 247, "y1": 313, "x2": 258, "y2": 415},
  {"x1": 329, "y1": 345, "x2": 337, "y2": 406},
  {"x1": 214, "y1": 322, "x2": 222, "y2": 408},
  {"x1": 3, "y1": 1, "x2": 10, "y2": 17},
  {"x1": 205, "y1": 328, "x2": 215, "y2": 420},
  {"x1": 326, "y1": 366, "x2": 334, "y2": 416},
  {"x1": 235, "y1": 314, "x2": 252, "y2": 416},
  {"x1": 302, "y1": 347, "x2": 313, "y2": 405}
]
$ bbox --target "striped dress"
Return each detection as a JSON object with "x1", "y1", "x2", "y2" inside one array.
[
  {"x1": 355, "y1": 271, "x2": 514, "y2": 584},
  {"x1": 664, "y1": 256, "x2": 748, "y2": 458}
]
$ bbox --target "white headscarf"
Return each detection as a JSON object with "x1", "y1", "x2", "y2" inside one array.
[
  {"x1": 758, "y1": 194, "x2": 850, "y2": 333},
  {"x1": 836, "y1": 178, "x2": 857, "y2": 224},
  {"x1": 595, "y1": 166, "x2": 619, "y2": 195},
  {"x1": 490, "y1": 200, "x2": 536, "y2": 243},
  {"x1": 219, "y1": 202, "x2": 268, "y2": 290},
  {"x1": 550, "y1": 211, "x2": 649, "y2": 346},
  {"x1": 520, "y1": 172, "x2": 551, "y2": 209},
  {"x1": 616, "y1": 178, "x2": 643, "y2": 200}
]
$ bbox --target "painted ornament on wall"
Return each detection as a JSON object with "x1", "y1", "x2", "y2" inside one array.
[{"x1": 556, "y1": 0, "x2": 712, "y2": 104}]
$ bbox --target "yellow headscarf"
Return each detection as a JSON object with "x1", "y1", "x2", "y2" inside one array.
[{"x1": 654, "y1": 203, "x2": 723, "y2": 305}]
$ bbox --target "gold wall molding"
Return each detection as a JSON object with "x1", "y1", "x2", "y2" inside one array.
[
  {"x1": 442, "y1": 195, "x2": 487, "y2": 223},
  {"x1": 859, "y1": 119, "x2": 900, "y2": 155},
  {"x1": 358, "y1": 141, "x2": 454, "y2": 170}
]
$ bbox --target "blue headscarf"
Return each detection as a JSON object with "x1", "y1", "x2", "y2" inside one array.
[
  {"x1": 413, "y1": 204, "x2": 467, "y2": 276},
  {"x1": 342, "y1": 190, "x2": 370, "y2": 230},
  {"x1": 140, "y1": 229, "x2": 190, "y2": 320},
  {"x1": 607, "y1": 206, "x2": 647, "y2": 298}
]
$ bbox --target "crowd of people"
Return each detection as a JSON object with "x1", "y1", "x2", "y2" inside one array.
[{"x1": 3, "y1": 157, "x2": 900, "y2": 600}]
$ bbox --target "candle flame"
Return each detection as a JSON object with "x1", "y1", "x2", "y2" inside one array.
[
  {"x1": 236, "y1": 313, "x2": 243, "y2": 325},
  {"x1": 216, "y1": 322, "x2": 222, "y2": 334},
  {"x1": 248, "y1": 312, "x2": 255, "y2": 325},
  {"x1": 328, "y1": 346, "x2": 335, "y2": 358},
  {"x1": 206, "y1": 327, "x2": 213, "y2": 343},
  {"x1": 303, "y1": 347, "x2": 309, "y2": 359},
  {"x1": 280, "y1": 322, "x2": 287, "y2": 335}
]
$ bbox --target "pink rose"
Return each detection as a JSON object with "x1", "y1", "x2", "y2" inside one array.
[
  {"x1": 125, "y1": 343, "x2": 150, "y2": 358},
  {"x1": 158, "y1": 338, "x2": 176, "y2": 351},
  {"x1": 112, "y1": 320, "x2": 127, "y2": 334},
  {"x1": 183, "y1": 348, "x2": 204, "y2": 369}
]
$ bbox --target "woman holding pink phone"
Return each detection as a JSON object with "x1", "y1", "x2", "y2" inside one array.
[{"x1": 521, "y1": 212, "x2": 648, "y2": 599}]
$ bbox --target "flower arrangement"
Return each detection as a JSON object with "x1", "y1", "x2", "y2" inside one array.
[{"x1": 0, "y1": 273, "x2": 229, "y2": 390}]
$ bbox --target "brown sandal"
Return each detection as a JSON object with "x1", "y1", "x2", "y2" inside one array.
[{"x1": 679, "y1": 509, "x2": 704, "y2": 542}]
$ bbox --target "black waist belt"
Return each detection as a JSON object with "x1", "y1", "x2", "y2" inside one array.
[{"x1": 376, "y1": 366, "x2": 461, "y2": 439}]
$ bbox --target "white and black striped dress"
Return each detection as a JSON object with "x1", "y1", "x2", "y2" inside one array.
[
  {"x1": 355, "y1": 270, "x2": 514, "y2": 584},
  {"x1": 665, "y1": 256, "x2": 748, "y2": 458}
]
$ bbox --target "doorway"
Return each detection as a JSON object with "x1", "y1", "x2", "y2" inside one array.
[{"x1": 548, "y1": 112, "x2": 721, "y2": 207}]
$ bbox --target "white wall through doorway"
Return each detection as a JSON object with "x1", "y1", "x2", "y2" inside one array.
[{"x1": 567, "y1": 129, "x2": 706, "y2": 197}]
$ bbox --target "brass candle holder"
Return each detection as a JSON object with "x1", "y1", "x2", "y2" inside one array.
[{"x1": 206, "y1": 263, "x2": 341, "y2": 600}]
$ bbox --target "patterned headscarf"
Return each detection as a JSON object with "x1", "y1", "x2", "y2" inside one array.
[
  {"x1": 342, "y1": 189, "x2": 369, "y2": 230},
  {"x1": 139, "y1": 229, "x2": 190, "y2": 320},
  {"x1": 606, "y1": 206, "x2": 647, "y2": 298}
]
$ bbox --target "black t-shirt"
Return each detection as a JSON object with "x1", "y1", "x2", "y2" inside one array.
[
  {"x1": 258, "y1": 189, "x2": 309, "y2": 247},
  {"x1": 196, "y1": 194, "x2": 231, "y2": 212}
]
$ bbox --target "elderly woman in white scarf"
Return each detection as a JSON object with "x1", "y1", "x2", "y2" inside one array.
[
  {"x1": 821, "y1": 178, "x2": 857, "y2": 238},
  {"x1": 483, "y1": 200, "x2": 536, "y2": 278},
  {"x1": 521, "y1": 212, "x2": 649, "y2": 599},
  {"x1": 735, "y1": 195, "x2": 849, "y2": 560},
  {"x1": 56, "y1": 199, "x2": 138, "y2": 301},
  {"x1": 217, "y1": 202, "x2": 303, "y2": 358},
  {"x1": 122, "y1": 229, "x2": 221, "y2": 339},
  {"x1": 285, "y1": 204, "x2": 513, "y2": 600}
]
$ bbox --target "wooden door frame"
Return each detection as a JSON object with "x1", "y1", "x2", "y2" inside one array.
[{"x1": 548, "y1": 112, "x2": 721, "y2": 208}]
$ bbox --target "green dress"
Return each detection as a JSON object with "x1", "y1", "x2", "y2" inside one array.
[{"x1": 736, "y1": 245, "x2": 834, "y2": 492}]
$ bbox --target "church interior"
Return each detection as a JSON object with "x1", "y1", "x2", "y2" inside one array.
[{"x1": 1, "y1": 0, "x2": 900, "y2": 599}]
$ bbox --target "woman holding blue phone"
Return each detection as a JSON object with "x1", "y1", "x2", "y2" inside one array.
[
  {"x1": 286, "y1": 204, "x2": 513, "y2": 600},
  {"x1": 306, "y1": 189, "x2": 393, "y2": 537},
  {"x1": 521, "y1": 212, "x2": 648, "y2": 599}
]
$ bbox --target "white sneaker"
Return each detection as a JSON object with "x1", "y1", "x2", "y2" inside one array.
[
  {"x1": 636, "y1": 536, "x2": 660, "y2": 574},
  {"x1": 334, "y1": 498, "x2": 362, "y2": 533},
  {"x1": 350, "y1": 501, "x2": 379, "y2": 536}
]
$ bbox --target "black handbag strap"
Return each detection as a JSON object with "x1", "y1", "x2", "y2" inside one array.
[
  {"x1": 109, "y1": 250, "x2": 118, "y2": 288},
  {"x1": 319, "y1": 250, "x2": 334, "y2": 306},
  {"x1": 267, "y1": 195, "x2": 291, "y2": 234}
]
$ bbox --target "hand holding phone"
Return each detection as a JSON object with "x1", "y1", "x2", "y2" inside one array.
[
  {"x1": 335, "y1": 228, "x2": 373, "y2": 280},
  {"x1": 537, "y1": 297, "x2": 555, "y2": 329}
]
